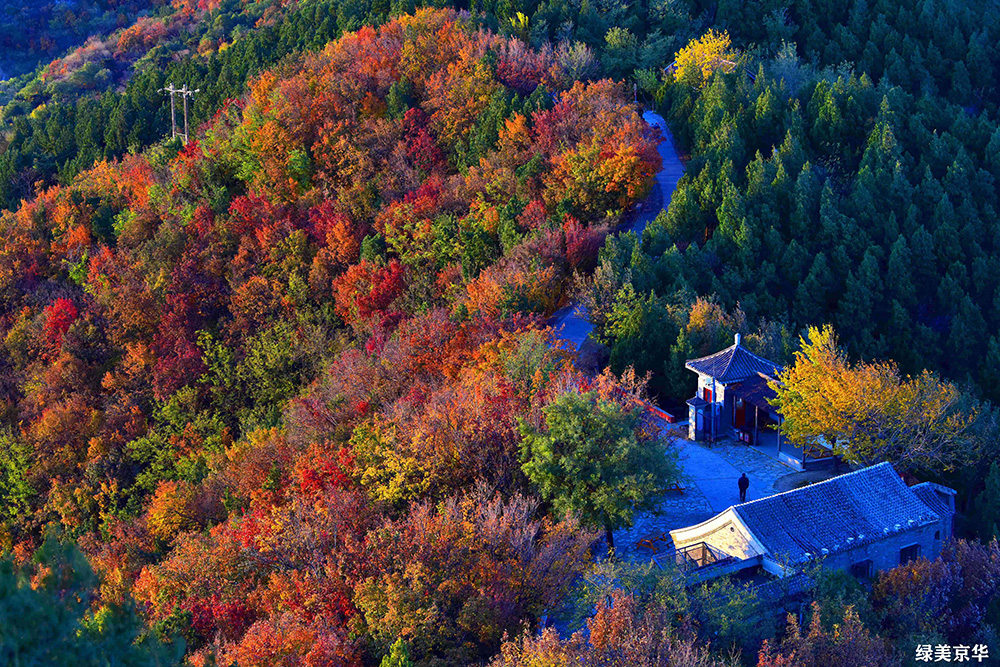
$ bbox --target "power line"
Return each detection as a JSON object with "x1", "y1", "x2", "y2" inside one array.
[{"x1": 158, "y1": 84, "x2": 200, "y2": 144}]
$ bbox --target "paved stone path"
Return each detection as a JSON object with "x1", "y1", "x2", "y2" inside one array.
[
  {"x1": 549, "y1": 111, "x2": 683, "y2": 350},
  {"x1": 615, "y1": 425, "x2": 797, "y2": 560}
]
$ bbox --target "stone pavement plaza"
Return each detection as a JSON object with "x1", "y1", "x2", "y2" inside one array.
[{"x1": 616, "y1": 424, "x2": 806, "y2": 559}]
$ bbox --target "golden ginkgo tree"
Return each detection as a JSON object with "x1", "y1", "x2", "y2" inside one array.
[
  {"x1": 770, "y1": 325, "x2": 991, "y2": 473},
  {"x1": 670, "y1": 29, "x2": 739, "y2": 88}
]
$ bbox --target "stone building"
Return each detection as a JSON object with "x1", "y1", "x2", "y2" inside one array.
[
  {"x1": 668, "y1": 462, "x2": 956, "y2": 579},
  {"x1": 685, "y1": 334, "x2": 783, "y2": 444},
  {"x1": 685, "y1": 335, "x2": 836, "y2": 469}
]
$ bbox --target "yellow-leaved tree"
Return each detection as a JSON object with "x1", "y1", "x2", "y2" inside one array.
[
  {"x1": 770, "y1": 325, "x2": 990, "y2": 473},
  {"x1": 146, "y1": 480, "x2": 199, "y2": 542},
  {"x1": 671, "y1": 29, "x2": 738, "y2": 88}
]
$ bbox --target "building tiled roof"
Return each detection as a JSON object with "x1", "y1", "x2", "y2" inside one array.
[
  {"x1": 729, "y1": 373, "x2": 779, "y2": 412},
  {"x1": 685, "y1": 342, "x2": 782, "y2": 384},
  {"x1": 911, "y1": 482, "x2": 956, "y2": 518},
  {"x1": 733, "y1": 462, "x2": 947, "y2": 563}
]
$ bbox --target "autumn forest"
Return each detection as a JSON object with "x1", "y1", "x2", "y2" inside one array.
[{"x1": 1, "y1": 0, "x2": 999, "y2": 665}]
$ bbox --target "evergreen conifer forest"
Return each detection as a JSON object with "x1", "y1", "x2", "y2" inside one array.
[{"x1": 1, "y1": 0, "x2": 999, "y2": 665}]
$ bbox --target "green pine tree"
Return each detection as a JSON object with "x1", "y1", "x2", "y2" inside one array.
[
  {"x1": 972, "y1": 462, "x2": 1000, "y2": 542},
  {"x1": 0, "y1": 532, "x2": 182, "y2": 666}
]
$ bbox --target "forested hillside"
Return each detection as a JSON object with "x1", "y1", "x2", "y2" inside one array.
[
  {"x1": 2, "y1": 0, "x2": 1000, "y2": 664},
  {"x1": 589, "y1": 0, "x2": 1000, "y2": 406},
  {"x1": 0, "y1": 0, "x2": 164, "y2": 79},
  {"x1": 0, "y1": 0, "x2": 364, "y2": 210},
  {"x1": 0, "y1": 10, "x2": 676, "y2": 663}
]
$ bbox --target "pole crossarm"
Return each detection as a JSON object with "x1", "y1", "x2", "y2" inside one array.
[{"x1": 158, "y1": 84, "x2": 200, "y2": 144}]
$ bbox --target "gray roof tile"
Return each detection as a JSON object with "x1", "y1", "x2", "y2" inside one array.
[
  {"x1": 733, "y1": 462, "x2": 948, "y2": 562},
  {"x1": 685, "y1": 344, "x2": 782, "y2": 384},
  {"x1": 729, "y1": 373, "x2": 779, "y2": 411},
  {"x1": 911, "y1": 482, "x2": 955, "y2": 518}
]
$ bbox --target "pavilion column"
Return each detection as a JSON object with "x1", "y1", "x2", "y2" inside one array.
[
  {"x1": 777, "y1": 416, "x2": 782, "y2": 457},
  {"x1": 800, "y1": 419, "x2": 807, "y2": 465},
  {"x1": 711, "y1": 379, "x2": 716, "y2": 441}
]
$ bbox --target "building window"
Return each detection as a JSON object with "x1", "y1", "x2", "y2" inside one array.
[
  {"x1": 899, "y1": 544, "x2": 921, "y2": 565},
  {"x1": 935, "y1": 531, "x2": 940, "y2": 540},
  {"x1": 849, "y1": 560, "x2": 873, "y2": 579},
  {"x1": 703, "y1": 387, "x2": 713, "y2": 403}
]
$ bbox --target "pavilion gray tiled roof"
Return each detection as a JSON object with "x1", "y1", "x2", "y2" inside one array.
[
  {"x1": 729, "y1": 373, "x2": 779, "y2": 412},
  {"x1": 732, "y1": 462, "x2": 947, "y2": 563},
  {"x1": 685, "y1": 339, "x2": 783, "y2": 384}
]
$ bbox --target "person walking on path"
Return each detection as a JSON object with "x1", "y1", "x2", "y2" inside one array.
[{"x1": 738, "y1": 473, "x2": 749, "y2": 503}]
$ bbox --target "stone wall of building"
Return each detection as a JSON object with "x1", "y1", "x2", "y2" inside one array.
[
  {"x1": 819, "y1": 521, "x2": 946, "y2": 575},
  {"x1": 700, "y1": 517, "x2": 759, "y2": 559}
]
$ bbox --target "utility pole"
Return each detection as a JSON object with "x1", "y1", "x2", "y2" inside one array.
[{"x1": 158, "y1": 84, "x2": 200, "y2": 144}]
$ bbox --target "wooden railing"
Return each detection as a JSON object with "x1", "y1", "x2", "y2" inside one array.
[{"x1": 641, "y1": 400, "x2": 676, "y2": 423}]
